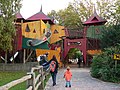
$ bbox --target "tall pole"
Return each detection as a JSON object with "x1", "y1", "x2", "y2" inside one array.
[
  {"x1": 23, "y1": 49, "x2": 26, "y2": 63},
  {"x1": 5, "y1": 51, "x2": 7, "y2": 64},
  {"x1": 21, "y1": 19, "x2": 26, "y2": 64}
]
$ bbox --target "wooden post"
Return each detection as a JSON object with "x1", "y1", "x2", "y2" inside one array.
[
  {"x1": 27, "y1": 72, "x2": 35, "y2": 90},
  {"x1": 115, "y1": 60, "x2": 117, "y2": 71},
  {"x1": 40, "y1": 66, "x2": 44, "y2": 90},
  {"x1": 25, "y1": 50, "x2": 33, "y2": 62},
  {"x1": 23, "y1": 49, "x2": 26, "y2": 63},
  {"x1": 5, "y1": 51, "x2": 7, "y2": 64},
  {"x1": 32, "y1": 72, "x2": 35, "y2": 90},
  {"x1": 26, "y1": 72, "x2": 32, "y2": 89}
]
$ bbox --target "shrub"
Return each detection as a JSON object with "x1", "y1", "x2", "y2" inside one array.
[{"x1": 90, "y1": 47, "x2": 120, "y2": 83}]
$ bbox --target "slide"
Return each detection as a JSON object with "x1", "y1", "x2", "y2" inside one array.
[{"x1": 27, "y1": 28, "x2": 51, "y2": 46}]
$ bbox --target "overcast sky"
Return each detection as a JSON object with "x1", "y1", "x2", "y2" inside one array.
[{"x1": 20, "y1": 0, "x2": 74, "y2": 19}]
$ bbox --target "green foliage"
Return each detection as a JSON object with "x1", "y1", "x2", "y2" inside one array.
[
  {"x1": 48, "y1": 0, "x2": 120, "y2": 29},
  {"x1": 48, "y1": 0, "x2": 94, "y2": 29},
  {"x1": 67, "y1": 48, "x2": 81, "y2": 59},
  {"x1": 91, "y1": 47, "x2": 120, "y2": 83},
  {"x1": 0, "y1": 0, "x2": 21, "y2": 51},
  {"x1": 100, "y1": 24, "x2": 120, "y2": 49}
]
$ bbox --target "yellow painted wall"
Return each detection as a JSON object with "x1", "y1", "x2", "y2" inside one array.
[
  {"x1": 36, "y1": 48, "x2": 63, "y2": 67},
  {"x1": 22, "y1": 21, "x2": 65, "y2": 43},
  {"x1": 40, "y1": 20, "x2": 47, "y2": 35},
  {"x1": 50, "y1": 25, "x2": 65, "y2": 44},
  {"x1": 22, "y1": 20, "x2": 47, "y2": 39}
]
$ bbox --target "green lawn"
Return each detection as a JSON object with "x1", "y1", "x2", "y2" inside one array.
[
  {"x1": 0, "y1": 71, "x2": 26, "y2": 90},
  {"x1": 0, "y1": 71, "x2": 51, "y2": 90}
]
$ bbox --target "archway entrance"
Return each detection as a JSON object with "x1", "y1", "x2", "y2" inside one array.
[
  {"x1": 63, "y1": 37, "x2": 87, "y2": 66},
  {"x1": 64, "y1": 48, "x2": 84, "y2": 68}
]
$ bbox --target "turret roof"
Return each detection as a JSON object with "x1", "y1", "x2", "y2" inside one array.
[
  {"x1": 16, "y1": 12, "x2": 24, "y2": 19},
  {"x1": 83, "y1": 9, "x2": 107, "y2": 25}
]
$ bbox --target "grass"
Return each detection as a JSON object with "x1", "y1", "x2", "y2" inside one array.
[
  {"x1": 0, "y1": 71, "x2": 51, "y2": 90},
  {"x1": 0, "y1": 71, "x2": 26, "y2": 90},
  {"x1": 9, "y1": 81, "x2": 26, "y2": 90}
]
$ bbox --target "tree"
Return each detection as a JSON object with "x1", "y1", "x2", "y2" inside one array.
[
  {"x1": 48, "y1": 0, "x2": 120, "y2": 28},
  {"x1": 96, "y1": 0, "x2": 117, "y2": 25},
  {"x1": 48, "y1": 1, "x2": 93, "y2": 29},
  {"x1": 100, "y1": 24, "x2": 120, "y2": 49},
  {"x1": 47, "y1": 10, "x2": 58, "y2": 23},
  {"x1": 114, "y1": 0, "x2": 120, "y2": 25},
  {"x1": 47, "y1": 0, "x2": 95, "y2": 29},
  {"x1": 0, "y1": 0, "x2": 21, "y2": 51},
  {"x1": 67, "y1": 48, "x2": 81, "y2": 59},
  {"x1": 0, "y1": 0, "x2": 21, "y2": 62}
]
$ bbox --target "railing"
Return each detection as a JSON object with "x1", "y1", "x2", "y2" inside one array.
[{"x1": 0, "y1": 66, "x2": 49, "y2": 90}]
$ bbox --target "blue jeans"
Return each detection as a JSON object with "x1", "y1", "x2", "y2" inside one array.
[
  {"x1": 51, "y1": 72, "x2": 57, "y2": 85},
  {"x1": 66, "y1": 81, "x2": 71, "y2": 87}
]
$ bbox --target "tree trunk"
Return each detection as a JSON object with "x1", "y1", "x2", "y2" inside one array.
[{"x1": 5, "y1": 51, "x2": 7, "y2": 64}]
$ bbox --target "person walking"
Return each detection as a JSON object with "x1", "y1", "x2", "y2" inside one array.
[
  {"x1": 77, "y1": 57, "x2": 81, "y2": 68},
  {"x1": 77, "y1": 55, "x2": 83, "y2": 68},
  {"x1": 64, "y1": 66, "x2": 72, "y2": 87},
  {"x1": 49, "y1": 55, "x2": 59, "y2": 86},
  {"x1": 41, "y1": 55, "x2": 59, "y2": 86}
]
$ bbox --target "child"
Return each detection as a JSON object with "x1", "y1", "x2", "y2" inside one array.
[{"x1": 64, "y1": 66, "x2": 72, "y2": 87}]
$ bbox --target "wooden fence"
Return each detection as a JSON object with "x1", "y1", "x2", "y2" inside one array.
[{"x1": 0, "y1": 66, "x2": 49, "y2": 90}]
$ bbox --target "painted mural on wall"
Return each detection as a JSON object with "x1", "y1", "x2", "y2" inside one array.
[
  {"x1": 50, "y1": 25, "x2": 65, "y2": 44},
  {"x1": 22, "y1": 20, "x2": 52, "y2": 49}
]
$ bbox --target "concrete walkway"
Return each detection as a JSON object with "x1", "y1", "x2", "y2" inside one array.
[{"x1": 45, "y1": 68, "x2": 120, "y2": 90}]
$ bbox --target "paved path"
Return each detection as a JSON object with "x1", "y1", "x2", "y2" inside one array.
[{"x1": 45, "y1": 68, "x2": 120, "y2": 90}]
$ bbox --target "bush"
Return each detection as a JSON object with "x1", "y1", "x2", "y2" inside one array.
[{"x1": 90, "y1": 47, "x2": 120, "y2": 83}]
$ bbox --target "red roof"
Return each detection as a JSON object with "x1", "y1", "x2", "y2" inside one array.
[
  {"x1": 16, "y1": 13, "x2": 24, "y2": 19},
  {"x1": 26, "y1": 11, "x2": 51, "y2": 21},
  {"x1": 83, "y1": 12, "x2": 107, "y2": 25}
]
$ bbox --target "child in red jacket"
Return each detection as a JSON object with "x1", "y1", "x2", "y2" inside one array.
[{"x1": 64, "y1": 66, "x2": 72, "y2": 87}]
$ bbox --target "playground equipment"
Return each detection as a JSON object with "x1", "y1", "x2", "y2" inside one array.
[
  {"x1": 26, "y1": 21, "x2": 52, "y2": 47},
  {"x1": 0, "y1": 6, "x2": 107, "y2": 67},
  {"x1": 62, "y1": 10, "x2": 107, "y2": 65},
  {"x1": 26, "y1": 27, "x2": 51, "y2": 46}
]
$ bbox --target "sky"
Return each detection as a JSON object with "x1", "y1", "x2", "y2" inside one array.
[{"x1": 20, "y1": 0, "x2": 75, "y2": 19}]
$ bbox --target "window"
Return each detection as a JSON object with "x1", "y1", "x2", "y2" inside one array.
[
  {"x1": 54, "y1": 29, "x2": 59, "y2": 34},
  {"x1": 33, "y1": 29, "x2": 36, "y2": 33},
  {"x1": 25, "y1": 24, "x2": 30, "y2": 32}
]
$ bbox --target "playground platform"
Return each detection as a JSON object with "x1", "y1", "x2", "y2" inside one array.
[{"x1": 45, "y1": 68, "x2": 120, "y2": 90}]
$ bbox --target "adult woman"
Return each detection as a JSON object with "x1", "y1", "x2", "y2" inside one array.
[
  {"x1": 49, "y1": 55, "x2": 59, "y2": 86},
  {"x1": 42, "y1": 55, "x2": 59, "y2": 86}
]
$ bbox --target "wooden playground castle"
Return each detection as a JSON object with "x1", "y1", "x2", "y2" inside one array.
[{"x1": 0, "y1": 7, "x2": 107, "y2": 67}]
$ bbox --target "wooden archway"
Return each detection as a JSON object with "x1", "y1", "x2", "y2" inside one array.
[{"x1": 63, "y1": 38, "x2": 87, "y2": 64}]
